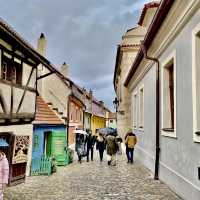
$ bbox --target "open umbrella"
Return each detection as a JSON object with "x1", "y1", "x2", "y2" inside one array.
[
  {"x1": 98, "y1": 127, "x2": 117, "y2": 136},
  {"x1": 0, "y1": 138, "x2": 9, "y2": 147},
  {"x1": 73, "y1": 130, "x2": 88, "y2": 135}
]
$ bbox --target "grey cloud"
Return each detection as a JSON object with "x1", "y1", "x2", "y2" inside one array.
[{"x1": 0, "y1": 0, "x2": 151, "y2": 110}]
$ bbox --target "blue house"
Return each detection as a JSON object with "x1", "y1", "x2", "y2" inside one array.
[{"x1": 31, "y1": 96, "x2": 67, "y2": 175}]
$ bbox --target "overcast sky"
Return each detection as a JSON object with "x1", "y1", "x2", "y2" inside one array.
[{"x1": 1, "y1": 0, "x2": 150, "y2": 110}]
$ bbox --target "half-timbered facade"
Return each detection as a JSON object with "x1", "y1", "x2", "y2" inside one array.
[{"x1": 0, "y1": 18, "x2": 64, "y2": 183}]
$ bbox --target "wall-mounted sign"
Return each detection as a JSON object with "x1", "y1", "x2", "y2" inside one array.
[{"x1": 12, "y1": 135, "x2": 30, "y2": 164}]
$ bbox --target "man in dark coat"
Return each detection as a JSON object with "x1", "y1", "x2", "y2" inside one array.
[{"x1": 86, "y1": 130, "x2": 95, "y2": 162}]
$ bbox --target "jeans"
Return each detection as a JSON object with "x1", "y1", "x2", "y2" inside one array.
[
  {"x1": 87, "y1": 147, "x2": 94, "y2": 161},
  {"x1": 99, "y1": 149, "x2": 104, "y2": 161},
  {"x1": 126, "y1": 147, "x2": 134, "y2": 163}
]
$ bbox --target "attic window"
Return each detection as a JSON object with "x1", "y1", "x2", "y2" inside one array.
[{"x1": 1, "y1": 53, "x2": 22, "y2": 85}]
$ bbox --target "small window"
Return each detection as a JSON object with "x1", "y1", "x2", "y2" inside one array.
[
  {"x1": 1, "y1": 53, "x2": 22, "y2": 85},
  {"x1": 110, "y1": 120, "x2": 113, "y2": 123},
  {"x1": 139, "y1": 86, "x2": 144, "y2": 129},
  {"x1": 33, "y1": 135, "x2": 39, "y2": 149},
  {"x1": 161, "y1": 51, "x2": 176, "y2": 137}
]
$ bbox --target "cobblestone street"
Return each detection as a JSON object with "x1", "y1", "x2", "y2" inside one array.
[{"x1": 5, "y1": 152, "x2": 182, "y2": 200}]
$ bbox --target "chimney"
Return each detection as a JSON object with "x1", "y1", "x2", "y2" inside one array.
[
  {"x1": 89, "y1": 89, "x2": 93, "y2": 100},
  {"x1": 99, "y1": 101, "x2": 104, "y2": 108},
  {"x1": 60, "y1": 62, "x2": 69, "y2": 78},
  {"x1": 37, "y1": 33, "x2": 47, "y2": 56}
]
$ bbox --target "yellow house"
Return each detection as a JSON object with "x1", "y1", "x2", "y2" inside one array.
[
  {"x1": 91, "y1": 115, "x2": 106, "y2": 135},
  {"x1": 91, "y1": 100, "x2": 106, "y2": 135}
]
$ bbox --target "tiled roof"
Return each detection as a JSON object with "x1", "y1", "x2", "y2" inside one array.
[
  {"x1": 33, "y1": 96, "x2": 64, "y2": 125},
  {"x1": 109, "y1": 112, "x2": 116, "y2": 119}
]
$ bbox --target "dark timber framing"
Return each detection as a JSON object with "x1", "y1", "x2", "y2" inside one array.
[{"x1": 16, "y1": 67, "x2": 34, "y2": 113}]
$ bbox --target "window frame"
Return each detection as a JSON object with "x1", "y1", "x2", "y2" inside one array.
[
  {"x1": 138, "y1": 85, "x2": 144, "y2": 131},
  {"x1": 161, "y1": 50, "x2": 177, "y2": 138},
  {"x1": 192, "y1": 22, "x2": 200, "y2": 143},
  {"x1": 132, "y1": 91, "x2": 138, "y2": 130}
]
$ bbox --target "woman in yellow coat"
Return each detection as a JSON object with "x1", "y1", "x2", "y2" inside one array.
[{"x1": 125, "y1": 130, "x2": 137, "y2": 164}]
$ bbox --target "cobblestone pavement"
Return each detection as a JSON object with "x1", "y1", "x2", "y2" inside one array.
[{"x1": 5, "y1": 152, "x2": 182, "y2": 200}]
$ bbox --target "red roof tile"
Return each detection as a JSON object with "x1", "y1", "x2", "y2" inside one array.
[
  {"x1": 33, "y1": 96, "x2": 64, "y2": 125},
  {"x1": 109, "y1": 112, "x2": 116, "y2": 119}
]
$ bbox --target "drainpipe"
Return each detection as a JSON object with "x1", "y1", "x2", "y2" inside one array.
[{"x1": 141, "y1": 42, "x2": 160, "y2": 180}]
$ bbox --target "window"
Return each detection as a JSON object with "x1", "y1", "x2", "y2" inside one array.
[
  {"x1": 192, "y1": 24, "x2": 200, "y2": 142},
  {"x1": 110, "y1": 120, "x2": 113, "y2": 123},
  {"x1": 133, "y1": 92, "x2": 137, "y2": 129},
  {"x1": 33, "y1": 135, "x2": 39, "y2": 149},
  {"x1": 161, "y1": 51, "x2": 176, "y2": 137},
  {"x1": 1, "y1": 53, "x2": 22, "y2": 85},
  {"x1": 139, "y1": 86, "x2": 144, "y2": 129}
]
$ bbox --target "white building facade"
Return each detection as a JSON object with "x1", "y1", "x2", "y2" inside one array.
[{"x1": 124, "y1": 0, "x2": 200, "y2": 199}]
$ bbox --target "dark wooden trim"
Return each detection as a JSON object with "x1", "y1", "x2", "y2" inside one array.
[
  {"x1": 10, "y1": 48, "x2": 14, "y2": 118},
  {"x1": 0, "y1": 113, "x2": 34, "y2": 118},
  {"x1": 0, "y1": 93, "x2": 7, "y2": 113},
  {"x1": 37, "y1": 71, "x2": 55, "y2": 80},
  {"x1": 16, "y1": 67, "x2": 34, "y2": 113},
  {"x1": 0, "y1": 44, "x2": 37, "y2": 68},
  {"x1": 0, "y1": 77, "x2": 36, "y2": 93},
  {"x1": 162, "y1": 128, "x2": 174, "y2": 132}
]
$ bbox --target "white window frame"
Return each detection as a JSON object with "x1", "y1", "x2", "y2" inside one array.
[
  {"x1": 132, "y1": 91, "x2": 138, "y2": 130},
  {"x1": 138, "y1": 85, "x2": 144, "y2": 131},
  {"x1": 161, "y1": 50, "x2": 177, "y2": 138},
  {"x1": 192, "y1": 22, "x2": 200, "y2": 143}
]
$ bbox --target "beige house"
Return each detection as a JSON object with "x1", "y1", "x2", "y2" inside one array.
[{"x1": 113, "y1": 2, "x2": 159, "y2": 138}]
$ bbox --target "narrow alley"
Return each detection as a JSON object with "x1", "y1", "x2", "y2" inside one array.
[{"x1": 5, "y1": 153, "x2": 181, "y2": 200}]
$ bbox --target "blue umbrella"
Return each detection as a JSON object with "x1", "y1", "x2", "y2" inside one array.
[
  {"x1": 98, "y1": 127, "x2": 117, "y2": 136},
  {"x1": 0, "y1": 138, "x2": 9, "y2": 147}
]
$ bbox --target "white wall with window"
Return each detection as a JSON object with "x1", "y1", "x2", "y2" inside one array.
[{"x1": 161, "y1": 51, "x2": 176, "y2": 138}]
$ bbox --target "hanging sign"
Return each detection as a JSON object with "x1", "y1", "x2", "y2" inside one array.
[{"x1": 12, "y1": 136, "x2": 30, "y2": 164}]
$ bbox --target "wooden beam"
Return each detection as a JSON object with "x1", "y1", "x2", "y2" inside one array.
[
  {"x1": 16, "y1": 67, "x2": 34, "y2": 113},
  {"x1": 0, "y1": 92, "x2": 7, "y2": 113},
  {"x1": 37, "y1": 71, "x2": 55, "y2": 80},
  {"x1": 0, "y1": 79, "x2": 36, "y2": 93}
]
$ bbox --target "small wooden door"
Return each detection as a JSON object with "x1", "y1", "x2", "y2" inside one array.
[
  {"x1": 0, "y1": 132, "x2": 27, "y2": 185},
  {"x1": 44, "y1": 131, "x2": 52, "y2": 156}
]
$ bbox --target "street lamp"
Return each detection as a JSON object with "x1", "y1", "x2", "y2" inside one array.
[{"x1": 113, "y1": 97, "x2": 119, "y2": 113}]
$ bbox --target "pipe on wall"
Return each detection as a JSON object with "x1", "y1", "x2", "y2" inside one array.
[{"x1": 141, "y1": 42, "x2": 160, "y2": 180}]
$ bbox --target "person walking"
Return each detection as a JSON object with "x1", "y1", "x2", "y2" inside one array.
[
  {"x1": 106, "y1": 135, "x2": 118, "y2": 166},
  {"x1": 125, "y1": 130, "x2": 137, "y2": 164},
  {"x1": 86, "y1": 130, "x2": 95, "y2": 162},
  {"x1": 0, "y1": 149, "x2": 9, "y2": 200},
  {"x1": 75, "y1": 134, "x2": 85, "y2": 163},
  {"x1": 96, "y1": 133, "x2": 105, "y2": 162}
]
